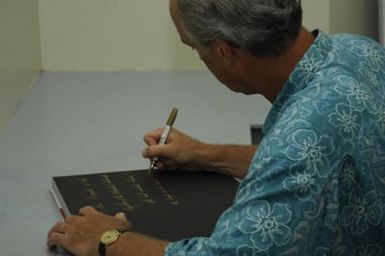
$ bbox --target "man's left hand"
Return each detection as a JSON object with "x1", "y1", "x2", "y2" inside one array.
[{"x1": 47, "y1": 206, "x2": 132, "y2": 256}]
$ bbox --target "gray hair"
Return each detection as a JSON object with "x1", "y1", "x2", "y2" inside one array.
[{"x1": 177, "y1": 0, "x2": 302, "y2": 57}]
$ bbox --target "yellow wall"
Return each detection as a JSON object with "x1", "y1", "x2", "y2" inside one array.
[
  {"x1": 330, "y1": 0, "x2": 379, "y2": 39},
  {"x1": 7, "y1": 0, "x2": 379, "y2": 73},
  {"x1": 302, "y1": 0, "x2": 330, "y2": 32},
  {"x1": 42, "y1": 0, "x2": 380, "y2": 71},
  {"x1": 0, "y1": 0, "x2": 42, "y2": 131},
  {"x1": 38, "y1": 0, "x2": 203, "y2": 71},
  {"x1": 298, "y1": 0, "x2": 378, "y2": 40},
  {"x1": 0, "y1": 0, "x2": 378, "y2": 131},
  {"x1": 39, "y1": 0, "x2": 333, "y2": 71}
]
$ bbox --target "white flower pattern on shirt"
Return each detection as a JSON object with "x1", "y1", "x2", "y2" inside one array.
[
  {"x1": 283, "y1": 166, "x2": 320, "y2": 200},
  {"x1": 328, "y1": 103, "x2": 362, "y2": 142},
  {"x1": 165, "y1": 31, "x2": 385, "y2": 256},
  {"x1": 353, "y1": 243, "x2": 382, "y2": 256},
  {"x1": 238, "y1": 201, "x2": 292, "y2": 251},
  {"x1": 284, "y1": 129, "x2": 334, "y2": 177},
  {"x1": 332, "y1": 76, "x2": 374, "y2": 112},
  {"x1": 351, "y1": 40, "x2": 385, "y2": 69},
  {"x1": 339, "y1": 188, "x2": 383, "y2": 235}
]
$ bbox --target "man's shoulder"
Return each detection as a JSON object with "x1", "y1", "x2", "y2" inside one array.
[
  {"x1": 329, "y1": 33, "x2": 385, "y2": 68},
  {"x1": 331, "y1": 33, "x2": 382, "y2": 48}
]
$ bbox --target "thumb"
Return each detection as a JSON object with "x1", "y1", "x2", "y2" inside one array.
[{"x1": 115, "y1": 212, "x2": 127, "y2": 222}]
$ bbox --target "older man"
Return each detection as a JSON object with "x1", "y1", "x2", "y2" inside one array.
[{"x1": 48, "y1": 0, "x2": 385, "y2": 255}]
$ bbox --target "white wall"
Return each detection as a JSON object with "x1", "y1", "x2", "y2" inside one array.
[{"x1": 0, "y1": 0, "x2": 42, "y2": 131}]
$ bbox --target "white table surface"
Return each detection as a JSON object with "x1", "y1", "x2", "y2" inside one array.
[{"x1": 0, "y1": 70, "x2": 271, "y2": 256}]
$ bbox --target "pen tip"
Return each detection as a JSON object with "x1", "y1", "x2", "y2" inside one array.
[{"x1": 149, "y1": 161, "x2": 155, "y2": 172}]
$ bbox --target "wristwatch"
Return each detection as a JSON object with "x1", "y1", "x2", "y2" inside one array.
[{"x1": 99, "y1": 228, "x2": 129, "y2": 256}]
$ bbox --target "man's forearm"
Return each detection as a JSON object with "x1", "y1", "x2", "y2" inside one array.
[
  {"x1": 197, "y1": 144, "x2": 257, "y2": 179},
  {"x1": 107, "y1": 232, "x2": 169, "y2": 256},
  {"x1": 106, "y1": 146, "x2": 257, "y2": 256}
]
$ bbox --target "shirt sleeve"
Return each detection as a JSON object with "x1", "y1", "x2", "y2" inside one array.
[{"x1": 165, "y1": 120, "x2": 344, "y2": 255}]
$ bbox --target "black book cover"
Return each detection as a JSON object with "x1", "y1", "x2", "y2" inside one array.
[{"x1": 51, "y1": 170, "x2": 238, "y2": 241}]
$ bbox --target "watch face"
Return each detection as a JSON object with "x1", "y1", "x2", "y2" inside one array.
[{"x1": 101, "y1": 230, "x2": 120, "y2": 245}]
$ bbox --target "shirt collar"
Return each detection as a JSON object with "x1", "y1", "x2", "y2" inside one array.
[
  {"x1": 262, "y1": 30, "x2": 333, "y2": 135},
  {"x1": 287, "y1": 30, "x2": 333, "y2": 89}
]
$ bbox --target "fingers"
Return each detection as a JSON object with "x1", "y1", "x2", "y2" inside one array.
[
  {"x1": 50, "y1": 221, "x2": 66, "y2": 234},
  {"x1": 143, "y1": 147, "x2": 178, "y2": 171},
  {"x1": 47, "y1": 232, "x2": 66, "y2": 247},
  {"x1": 156, "y1": 159, "x2": 178, "y2": 170},
  {"x1": 59, "y1": 222, "x2": 66, "y2": 233},
  {"x1": 114, "y1": 212, "x2": 127, "y2": 221},
  {"x1": 143, "y1": 128, "x2": 187, "y2": 170},
  {"x1": 114, "y1": 212, "x2": 133, "y2": 230},
  {"x1": 142, "y1": 144, "x2": 171, "y2": 159},
  {"x1": 65, "y1": 215, "x2": 77, "y2": 224},
  {"x1": 143, "y1": 128, "x2": 164, "y2": 146},
  {"x1": 144, "y1": 136, "x2": 158, "y2": 146},
  {"x1": 143, "y1": 128, "x2": 171, "y2": 159},
  {"x1": 47, "y1": 222, "x2": 67, "y2": 247},
  {"x1": 47, "y1": 210, "x2": 133, "y2": 255},
  {"x1": 78, "y1": 206, "x2": 98, "y2": 216},
  {"x1": 143, "y1": 128, "x2": 182, "y2": 159}
]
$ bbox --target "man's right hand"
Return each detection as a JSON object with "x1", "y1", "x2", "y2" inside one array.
[
  {"x1": 142, "y1": 128, "x2": 257, "y2": 179},
  {"x1": 142, "y1": 128, "x2": 207, "y2": 172}
]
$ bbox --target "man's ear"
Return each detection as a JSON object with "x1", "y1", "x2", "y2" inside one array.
[{"x1": 212, "y1": 40, "x2": 236, "y2": 66}]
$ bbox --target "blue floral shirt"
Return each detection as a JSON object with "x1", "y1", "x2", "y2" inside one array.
[{"x1": 165, "y1": 31, "x2": 385, "y2": 255}]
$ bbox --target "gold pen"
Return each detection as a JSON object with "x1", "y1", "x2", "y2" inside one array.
[{"x1": 149, "y1": 108, "x2": 178, "y2": 172}]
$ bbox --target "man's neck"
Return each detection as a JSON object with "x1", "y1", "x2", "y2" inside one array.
[{"x1": 242, "y1": 27, "x2": 316, "y2": 102}]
